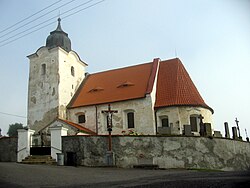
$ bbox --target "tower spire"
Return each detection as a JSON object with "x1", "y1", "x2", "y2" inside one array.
[{"x1": 55, "y1": 17, "x2": 63, "y2": 31}]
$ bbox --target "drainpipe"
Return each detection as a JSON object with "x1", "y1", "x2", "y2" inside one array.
[
  {"x1": 95, "y1": 105, "x2": 98, "y2": 135},
  {"x1": 154, "y1": 109, "x2": 158, "y2": 135}
]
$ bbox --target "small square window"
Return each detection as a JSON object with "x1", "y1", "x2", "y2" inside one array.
[{"x1": 78, "y1": 114, "x2": 85, "y2": 123}]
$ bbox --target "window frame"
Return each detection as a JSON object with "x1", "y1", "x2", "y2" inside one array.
[
  {"x1": 71, "y1": 66, "x2": 75, "y2": 77},
  {"x1": 41, "y1": 64, "x2": 46, "y2": 75},
  {"x1": 190, "y1": 114, "x2": 199, "y2": 132},
  {"x1": 78, "y1": 114, "x2": 86, "y2": 124},
  {"x1": 127, "y1": 112, "x2": 135, "y2": 129}
]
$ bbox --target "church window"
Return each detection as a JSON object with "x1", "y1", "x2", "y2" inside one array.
[
  {"x1": 127, "y1": 112, "x2": 135, "y2": 128},
  {"x1": 71, "y1": 66, "x2": 75, "y2": 77},
  {"x1": 190, "y1": 115, "x2": 199, "y2": 132},
  {"x1": 41, "y1": 64, "x2": 46, "y2": 75},
  {"x1": 78, "y1": 114, "x2": 86, "y2": 123},
  {"x1": 161, "y1": 117, "x2": 169, "y2": 127}
]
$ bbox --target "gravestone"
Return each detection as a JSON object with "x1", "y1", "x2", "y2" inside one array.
[
  {"x1": 213, "y1": 131, "x2": 222, "y2": 138},
  {"x1": 232, "y1": 127, "x2": 238, "y2": 139},
  {"x1": 184, "y1": 125, "x2": 192, "y2": 136},
  {"x1": 157, "y1": 127, "x2": 171, "y2": 135},
  {"x1": 224, "y1": 122, "x2": 230, "y2": 138},
  {"x1": 200, "y1": 124, "x2": 205, "y2": 136},
  {"x1": 204, "y1": 123, "x2": 212, "y2": 137}
]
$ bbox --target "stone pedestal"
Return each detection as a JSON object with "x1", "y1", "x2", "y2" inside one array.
[
  {"x1": 213, "y1": 131, "x2": 222, "y2": 138},
  {"x1": 105, "y1": 151, "x2": 115, "y2": 166},
  {"x1": 200, "y1": 124, "x2": 205, "y2": 137},
  {"x1": 204, "y1": 123, "x2": 212, "y2": 137},
  {"x1": 17, "y1": 129, "x2": 35, "y2": 162},
  {"x1": 50, "y1": 126, "x2": 68, "y2": 161},
  {"x1": 224, "y1": 122, "x2": 230, "y2": 138}
]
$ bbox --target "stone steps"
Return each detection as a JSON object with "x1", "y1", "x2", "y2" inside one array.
[{"x1": 21, "y1": 155, "x2": 56, "y2": 165}]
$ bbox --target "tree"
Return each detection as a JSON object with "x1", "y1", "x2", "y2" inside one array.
[{"x1": 7, "y1": 123, "x2": 23, "y2": 137}]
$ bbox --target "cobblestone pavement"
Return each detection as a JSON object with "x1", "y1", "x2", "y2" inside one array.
[{"x1": 0, "y1": 162, "x2": 249, "y2": 188}]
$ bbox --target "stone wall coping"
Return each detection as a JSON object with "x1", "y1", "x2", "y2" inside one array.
[
  {"x1": 62, "y1": 135, "x2": 250, "y2": 143},
  {"x1": 0, "y1": 136, "x2": 17, "y2": 140}
]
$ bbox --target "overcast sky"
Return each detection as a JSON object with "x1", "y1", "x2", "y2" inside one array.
[{"x1": 0, "y1": 0, "x2": 249, "y2": 139}]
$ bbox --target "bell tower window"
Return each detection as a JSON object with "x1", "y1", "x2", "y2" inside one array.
[
  {"x1": 41, "y1": 64, "x2": 46, "y2": 75},
  {"x1": 71, "y1": 66, "x2": 75, "y2": 77}
]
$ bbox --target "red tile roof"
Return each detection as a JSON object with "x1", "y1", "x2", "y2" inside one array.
[
  {"x1": 68, "y1": 57, "x2": 213, "y2": 113},
  {"x1": 155, "y1": 58, "x2": 213, "y2": 113},
  {"x1": 58, "y1": 118, "x2": 96, "y2": 135},
  {"x1": 68, "y1": 60, "x2": 159, "y2": 108}
]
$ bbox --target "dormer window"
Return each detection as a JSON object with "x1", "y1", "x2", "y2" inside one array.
[
  {"x1": 89, "y1": 87, "x2": 104, "y2": 92},
  {"x1": 117, "y1": 81, "x2": 134, "y2": 88}
]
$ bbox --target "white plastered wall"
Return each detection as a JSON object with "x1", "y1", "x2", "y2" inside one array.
[
  {"x1": 67, "y1": 97, "x2": 156, "y2": 135},
  {"x1": 156, "y1": 106, "x2": 213, "y2": 135},
  {"x1": 27, "y1": 47, "x2": 86, "y2": 132}
]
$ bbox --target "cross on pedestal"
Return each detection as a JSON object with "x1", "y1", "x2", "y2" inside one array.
[
  {"x1": 198, "y1": 114, "x2": 204, "y2": 125},
  {"x1": 235, "y1": 118, "x2": 241, "y2": 139},
  {"x1": 101, "y1": 104, "x2": 118, "y2": 151}
]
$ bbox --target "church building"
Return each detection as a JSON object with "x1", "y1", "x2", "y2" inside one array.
[{"x1": 27, "y1": 19, "x2": 214, "y2": 136}]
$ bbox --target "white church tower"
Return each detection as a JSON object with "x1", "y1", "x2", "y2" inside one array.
[{"x1": 27, "y1": 18, "x2": 87, "y2": 132}]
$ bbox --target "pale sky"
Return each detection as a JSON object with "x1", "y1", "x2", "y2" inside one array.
[{"x1": 0, "y1": 0, "x2": 250, "y2": 139}]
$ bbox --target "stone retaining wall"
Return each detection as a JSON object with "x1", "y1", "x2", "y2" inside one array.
[
  {"x1": 62, "y1": 136, "x2": 250, "y2": 171},
  {"x1": 0, "y1": 137, "x2": 17, "y2": 162}
]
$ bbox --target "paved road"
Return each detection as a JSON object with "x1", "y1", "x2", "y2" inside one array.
[{"x1": 0, "y1": 162, "x2": 249, "y2": 188}]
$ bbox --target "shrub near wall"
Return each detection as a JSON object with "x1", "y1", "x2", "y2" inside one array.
[
  {"x1": 62, "y1": 136, "x2": 250, "y2": 171},
  {"x1": 0, "y1": 137, "x2": 17, "y2": 162}
]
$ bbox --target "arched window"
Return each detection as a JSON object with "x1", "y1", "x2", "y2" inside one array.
[
  {"x1": 190, "y1": 114, "x2": 199, "y2": 132},
  {"x1": 41, "y1": 64, "x2": 46, "y2": 75},
  {"x1": 161, "y1": 117, "x2": 169, "y2": 127},
  {"x1": 127, "y1": 112, "x2": 134, "y2": 128},
  {"x1": 71, "y1": 66, "x2": 75, "y2": 77},
  {"x1": 78, "y1": 114, "x2": 85, "y2": 123}
]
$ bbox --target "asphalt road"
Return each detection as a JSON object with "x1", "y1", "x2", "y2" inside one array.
[{"x1": 0, "y1": 162, "x2": 250, "y2": 188}]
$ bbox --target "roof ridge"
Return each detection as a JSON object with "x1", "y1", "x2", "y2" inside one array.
[
  {"x1": 90, "y1": 61, "x2": 153, "y2": 75},
  {"x1": 146, "y1": 58, "x2": 160, "y2": 94}
]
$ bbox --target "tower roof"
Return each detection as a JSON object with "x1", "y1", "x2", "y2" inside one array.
[{"x1": 46, "y1": 18, "x2": 71, "y2": 52}]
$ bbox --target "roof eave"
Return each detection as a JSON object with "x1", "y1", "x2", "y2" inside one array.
[{"x1": 154, "y1": 104, "x2": 214, "y2": 114}]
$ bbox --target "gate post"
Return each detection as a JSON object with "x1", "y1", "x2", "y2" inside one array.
[
  {"x1": 17, "y1": 129, "x2": 35, "y2": 162},
  {"x1": 50, "y1": 126, "x2": 68, "y2": 161}
]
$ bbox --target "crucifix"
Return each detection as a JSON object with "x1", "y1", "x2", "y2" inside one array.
[
  {"x1": 235, "y1": 118, "x2": 241, "y2": 139},
  {"x1": 101, "y1": 104, "x2": 118, "y2": 151}
]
